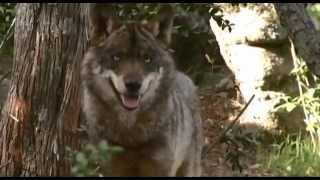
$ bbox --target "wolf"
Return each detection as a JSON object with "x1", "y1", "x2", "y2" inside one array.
[{"x1": 80, "y1": 4, "x2": 203, "y2": 177}]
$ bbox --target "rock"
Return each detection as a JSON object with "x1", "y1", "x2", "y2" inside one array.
[{"x1": 210, "y1": 3, "x2": 304, "y2": 134}]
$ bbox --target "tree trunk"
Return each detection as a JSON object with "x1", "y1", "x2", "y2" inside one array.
[
  {"x1": 274, "y1": 3, "x2": 320, "y2": 77},
  {"x1": 0, "y1": 3, "x2": 87, "y2": 176}
]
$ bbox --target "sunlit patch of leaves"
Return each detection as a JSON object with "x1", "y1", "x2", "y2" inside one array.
[
  {"x1": 208, "y1": 4, "x2": 234, "y2": 32},
  {"x1": 266, "y1": 28, "x2": 320, "y2": 175},
  {"x1": 274, "y1": 55, "x2": 320, "y2": 150},
  {"x1": 259, "y1": 133, "x2": 320, "y2": 176},
  {"x1": 307, "y1": 3, "x2": 320, "y2": 27}
]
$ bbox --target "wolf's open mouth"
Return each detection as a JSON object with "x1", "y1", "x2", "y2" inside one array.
[
  {"x1": 120, "y1": 94, "x2": 141, "y2": 110},
  {"x1": 108, "y1": 78, "x2": 141, "y2": 111}
]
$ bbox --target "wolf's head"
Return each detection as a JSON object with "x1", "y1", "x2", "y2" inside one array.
[{"x1": 81, "y1": 4, "x2": 176, "y2": 111}]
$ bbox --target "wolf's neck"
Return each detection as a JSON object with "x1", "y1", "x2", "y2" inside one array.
[
  {"x1": 104, "y1": 97, "x2": 172, "y2": 148},
  {"x1": 94, "y1": 71, "x2": 177, "y2": 148}
]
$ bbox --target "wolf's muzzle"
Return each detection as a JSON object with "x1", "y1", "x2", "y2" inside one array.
[{"x1": 125, "y1": 81, "x2": 142, "y2": 93}]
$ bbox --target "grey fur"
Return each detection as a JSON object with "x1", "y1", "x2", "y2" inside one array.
[{"x1": 80, "y1": 4, "x2": 202, "y2": 176}]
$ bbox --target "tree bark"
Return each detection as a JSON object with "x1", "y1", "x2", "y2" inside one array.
[
  {"x1": 274, "y1": 3, "x2": 320, "y2": 77},
  {"x1": 0, "y1": 3, "x2": 87, "y2": 176}
]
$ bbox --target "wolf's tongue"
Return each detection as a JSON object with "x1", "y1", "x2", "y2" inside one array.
[{"x1": 121, "y1": 95, "x2": 140, "y2": 110}]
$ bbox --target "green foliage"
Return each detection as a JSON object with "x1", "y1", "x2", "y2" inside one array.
[
  {"x1": 274, "y1": 51, "x2": 320, "y2": 149},
  {"x1": 258, "y1": 134, "x2": 320, "y2": 176},
  {"x1": 0, "y1": 3, "x2": 15, "y2": 39},
  {"x1": 308, "y1": 4, "x2": 320, "y2": 25},
  {"x1": 176, "y1": 3, "x2": 233, "y2": 33},
  {"x1": 0, "y1": 3, "x2": 233, "y2": 56},
  {"x1": 208, "y1": 5, "x2": 233, "y2": 32},
  {"x1": 110, "y1": 3, "x2": 233, "y2": 35},
  {"x1": 265, "y1": 20, "x2": 320, "y2": 175},
  {"x1": 0, "y1": 3, "x2": 15, "y2": 55},
  {"x1": 67, "y1": 140, "x2": 123, "y2": 177}
]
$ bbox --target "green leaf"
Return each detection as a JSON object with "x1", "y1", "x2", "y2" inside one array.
[
  {"x1": 76, "y1": 152, "x2": 88, "y2": 167},
  {"x1": 98, "y1": 140, "x2": 109, "y2": 151},
  {"x1": 71, "y1": 166, "x2": 79, "y2": 174},
  {"x1": 110, "y1": 146, "x2": 123, "y2": 153}
]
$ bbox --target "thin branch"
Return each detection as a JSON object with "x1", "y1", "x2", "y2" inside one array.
[
  {"x1": 0, "y1": 17, "x2": 15, "y2": 50},
  {"x1": 201, "y1": 94, "x2": 255, "y2": 159}
]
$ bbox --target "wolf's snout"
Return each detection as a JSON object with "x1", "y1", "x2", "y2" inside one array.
[
  {"x1": 125, "y1": 81, "x2": 141, "y2": 92},
  {"x1": 124, "y1": 73, "x2": 142, "y2": 93}
]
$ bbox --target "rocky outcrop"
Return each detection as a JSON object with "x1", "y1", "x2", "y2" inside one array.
[{"x1": 210, "y1": 3, "x2": 305, "y2": 133}]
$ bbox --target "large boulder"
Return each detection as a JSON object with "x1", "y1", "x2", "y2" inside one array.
[{"x1": 210, "y1": 3, "x2": 305, "y2": 133}]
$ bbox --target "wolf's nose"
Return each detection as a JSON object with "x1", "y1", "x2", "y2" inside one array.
[{"x1": 125, "y1": 81, "x2": 141, "y2": 92}]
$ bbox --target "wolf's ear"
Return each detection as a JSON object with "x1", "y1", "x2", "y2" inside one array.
[
  {"x1": 146, "y1": 5, "x2": 175, "y2": 46},
  {"x1": 88, "y1": 3, "x2": 120, "y2": 46}
]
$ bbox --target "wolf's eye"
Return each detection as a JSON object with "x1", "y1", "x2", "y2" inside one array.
[{"x1": 113, "y1": 55, "x2": 120, "y2": 62}]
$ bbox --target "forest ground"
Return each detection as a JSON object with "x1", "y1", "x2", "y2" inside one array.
[{"x1": 199, "y1": 85, "x2": 274, "y2": 176}]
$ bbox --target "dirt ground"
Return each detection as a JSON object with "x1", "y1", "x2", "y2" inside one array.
[{"x1": 199, "y1": 88, "x2": 274, "y2": 177}]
